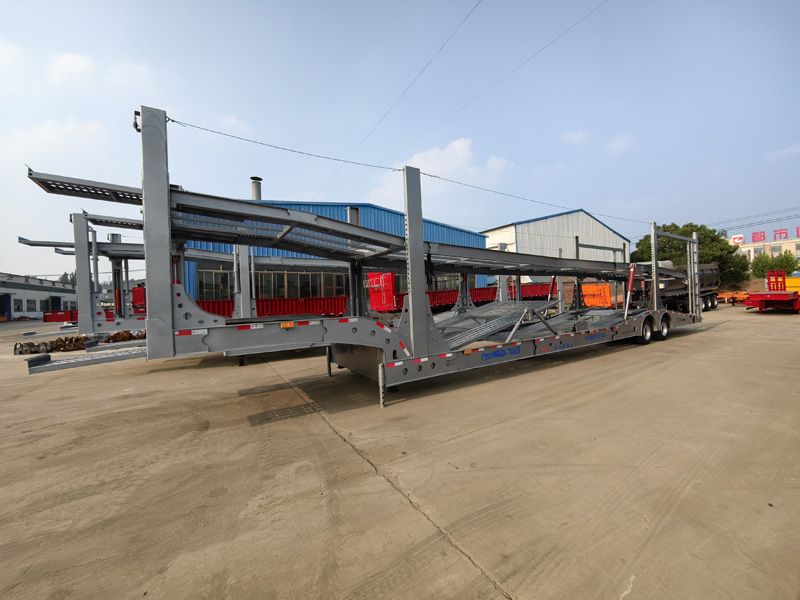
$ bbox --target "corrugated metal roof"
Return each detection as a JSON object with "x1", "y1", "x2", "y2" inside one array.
[{"x1": 483, "y1": 209, "x2": 630, "y2": 243}]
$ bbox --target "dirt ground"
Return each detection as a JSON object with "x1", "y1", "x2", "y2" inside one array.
[{"x1": 0, "y1": 306, "x2": 798, "y2": 599}]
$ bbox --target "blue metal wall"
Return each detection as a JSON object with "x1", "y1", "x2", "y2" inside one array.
[{"x1": 183, "y1": 202, "x2": 487, "y2": 295}]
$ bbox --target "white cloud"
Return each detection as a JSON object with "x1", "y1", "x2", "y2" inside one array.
[
  {"x1": 765, "y1": 141, "x2": 800, "y2": 162},
  {"x1": 560, "y1": 130, "x2": 589, "y2": 144},
  {"x1": 607, "y1": 133, "x2": 634, "y2": 154},
  {"x1": 48, "y1": 52, "x2": 96, "y2": 85},
  {"x1": 104, "y1": 61, "x2": 151, "y2": 90},
  {"x1": 366, "y1": 138, "x2": 512, "y2": 225},
  {"x1": 0, "y1": 37, "x2": 23, "y2": 70},
  {"x1": 220, "y1": 114, "x2": 252, "y2": 135},
  {"x1": 0, "y1": 116, "x2": 108, "y2": 165}
]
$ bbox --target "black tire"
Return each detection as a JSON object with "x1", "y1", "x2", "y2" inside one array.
[
  {"x1": 635, "y1": 319, "x2": 653, "y2": 345},
  {"x1": 653, "y1": 317, "x2": 670, "y2": 341},
  {"x1": 702, "y1": 296, "x2": 710, "y2": 311},
  {"x1": 710, "y1": 295, "x2": 718, "y2": 309}
]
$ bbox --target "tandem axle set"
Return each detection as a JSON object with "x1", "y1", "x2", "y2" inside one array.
[{"x1": 20, "y1": 106, "x2": 704, "y2": 406}]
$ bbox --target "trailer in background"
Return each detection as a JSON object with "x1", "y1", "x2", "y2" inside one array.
[{"x1": 744, "y1": 271, "x2": 800, "y2": 314}]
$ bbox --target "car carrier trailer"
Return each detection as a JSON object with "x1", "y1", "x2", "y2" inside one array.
[{"x1": 21, "y1": 106, "x2": 704, "y2": 407}]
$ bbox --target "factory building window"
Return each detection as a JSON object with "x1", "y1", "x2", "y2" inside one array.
[
  {"x1": 200, "y1": 270, "x2": 349, "y2": 301},
  {"x1": 39, "y1": 299, "x2": 50, "y2": 311},
  {"x1": 198, "y1": 271, "x2": 232, "y2": 301},
  {"x1": 13, "y1": 299, "x2": 22, "y2": 312},
  {"x1": 394, "y1": 273, "x2": 476, "y2": 294},
  {"x1": 27, "y1": 300, "x2": 36, "y2": 312}
]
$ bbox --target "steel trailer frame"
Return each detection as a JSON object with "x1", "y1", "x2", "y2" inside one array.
[{"x1": 22, "y1": 106, "x2": 703, "y2": 406}]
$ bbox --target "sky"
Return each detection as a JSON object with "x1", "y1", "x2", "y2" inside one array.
[{"x1": 1, "y1": 0, "x2": 799, "y2": 279}]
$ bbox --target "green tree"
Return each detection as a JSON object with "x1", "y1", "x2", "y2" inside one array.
[
  {"x1": 750, "y1": 252, "x2": 772, "y2": 279},
  {"x1": 57, "y1": 271, "x2": 77, "y2": 286},
  {"x1": 771, "y1": 250, "x2": 799, "y2": 276},
  {"x1": 630, "y1": 223, "x2": 749, "y2": 284}
]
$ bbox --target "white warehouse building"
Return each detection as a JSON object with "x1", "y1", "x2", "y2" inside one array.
[
  {"x1": 482, "y1": 209, "x2": 631, "y2": 264},
  {"x1": 0, "y1": 273, "x2": 77, "y2": 321}
]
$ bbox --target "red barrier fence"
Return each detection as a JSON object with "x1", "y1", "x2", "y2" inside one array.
[
  {"x1": 196, "y1": 297, "x2": 348, "y2": 319},
  {"x1": 368, "y1": 276, "x2": 557, "y2": 313},
  {"x1": 43, "y1": 310, "x2": 79, "y2": 323},
  {"x1": 196, "y1": 300, "x2": 234, "y2": 317}
]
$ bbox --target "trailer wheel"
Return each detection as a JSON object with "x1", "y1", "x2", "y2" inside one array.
[
  {"x1": 710, "y1": 295, "x2": 718, "y2": 309},
  {"x1": 653, "y1": 317, "x2": 670, "y2": 341},
  {"x1": 702, "y1": 297, "x2": 710, "y2": 311},
  {"x1": 635, "y1": 319, "x2": 653, "y2": 345}
]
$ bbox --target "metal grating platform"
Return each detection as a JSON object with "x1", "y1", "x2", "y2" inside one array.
[
  {"x1": 439, "y1": 301, "x2": 552, "y2": 349},
  {"x1": 26, "y1": 348, "x2": 147, "y2": 374}
]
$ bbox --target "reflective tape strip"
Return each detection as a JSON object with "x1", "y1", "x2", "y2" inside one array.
[
  {"x1": 237, "y1": 324, "x2": 263, "y2": 331},
  {"x1": 413, "y1": 358, "x2": 428, "y2": 363},
  {"x1": 386, "y1": 361, "x2": 403, "y2": 368},
  {"x1": 297, "y1": 320, "x2": 320, "y2": 326},
  {"x1": 514, "y1": 342, "x2": 521, "y2": 346},
  {"x1": 339, "y1": 318, "x2": 357, "y2": 323},
  {"x1": 535, "y1": 338, "x2": 543, "y2": 343},
  {"x1": 439, "y1": 353, "x2": 453, "y2": 358},
  {"x1": 377, "y1": 323, "x2": 392, "y2": 332},
  {"x1": 398, "y1": 341, "x2": 411, "y2": 356},
  {"x1": 175, "y1": 329, "x2": 207, "y2": 336}
]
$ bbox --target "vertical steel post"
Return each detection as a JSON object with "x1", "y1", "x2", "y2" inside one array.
[
  {"x1": 72, "y1": 213, "x2": 94, "y2": 334},
  {"x1": 557, "y1": 248, "x2": 564, "y2": 313},
  {"x1": 403, "y1": 166, "x2": 428, "y2": 357},
  {"x1": 123, "y1": 258, "x2": 130, "y2": 317},
  {"x1": 250, "y1": 177, "x2": 261, "y2": 314},
  {"x1": 650, "y1": 222, "x2": 660, "y2": 311},
  {"x1": 346, "y1": 207, "x2": 366, "y2": 316},
  {"x1": 690, "y1": 232, "x2": 700, "y2": 316},
  {"x1": 91, "y1": 228, "x2": 100, "y2": 292},
  {"x1": 140, "y1": 106, "x2": 175, "y2": 359},
  {"x1": 378, "y1": 363, "x2": 386, "y2": 408}
]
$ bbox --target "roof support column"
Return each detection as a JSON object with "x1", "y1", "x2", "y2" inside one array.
[
  {"x1": 140, "y1": 106, "x2": 175, "y2": 359},
  {"x1": 403, "y1": 166, "x2": 428, "y2": 357}
]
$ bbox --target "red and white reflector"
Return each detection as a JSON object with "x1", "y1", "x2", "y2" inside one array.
[
  {"x1": 386, "y1": 361, "x2": 404, "y2": 368},
  {"x1": 236, "y1": 324, "x2": 264, "y2": 331},
  {"x1": 175, "y1": 328, "x2": 207, "y2": 337}
]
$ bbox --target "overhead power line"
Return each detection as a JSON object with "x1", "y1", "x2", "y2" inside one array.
[
  {"x1": 715, "y1": 214, "x2": 800, "y2": 231},
  {"x1": 311, "y1": 0, "x2": 484, "y2": 200},
  {"x1": 166, "y1": 118, "x2": 397, "y2": 171},
  {"x1": 420, "y1": 171, "x2": 650, "y2": 225},
  {"x1": 383, "y1": 0, "x2": 611, "y2": 162},
  {"x1": 708, "y1": 206, "x2": 800, "y2": 227},
  {"x1": 167, "y1": 113, "x2": 648, "y2": 228}
]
